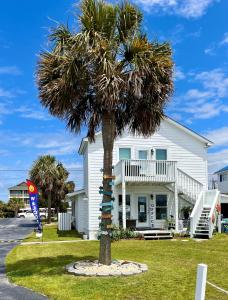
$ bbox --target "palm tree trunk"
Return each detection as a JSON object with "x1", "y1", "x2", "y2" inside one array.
[
  {"x1": 48, "y1": 191, "x2": 52, "y2": 224},
  {"x1": 99, "y1": 112, "x2": 115, "y2": 265}
]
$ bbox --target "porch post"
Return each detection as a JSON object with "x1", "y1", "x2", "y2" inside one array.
[
  {"x1": 174, "y1": 181, "x2": 179, "y2": 232},
  {"x1": 122, "y1": 181, "x2": 126, "y2": 229}
]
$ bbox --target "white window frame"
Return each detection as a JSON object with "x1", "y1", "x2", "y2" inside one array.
[
  {"x1": 154, "y1": 147, "x2": 169, "y2": 160},
  {"x1": 136, "y1": 148, "x2": 150, "y2": 160},
  {"x1": 154, "y1": 193, "x2": 169, "y2": 220},
  {"x1": 117, "y1": 146, "x2": 132, "y2": 161}
]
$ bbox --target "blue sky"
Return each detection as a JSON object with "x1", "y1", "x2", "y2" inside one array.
[{"x1": 0, "y1": 0, "x2": 227, "y2": 200}]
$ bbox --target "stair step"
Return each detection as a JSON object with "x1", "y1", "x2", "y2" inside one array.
[
  {"x1": 196, "y1": 227, "x2": 209, "y2": 230},
  {"x1": 194, "y1": 233, "x2": 209, "y2": 236},
  {"x1": 144, "y1": 235, "x2": 172, "y2": 240}
]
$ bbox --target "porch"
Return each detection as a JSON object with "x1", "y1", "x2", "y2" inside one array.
[{"x1": 113, "y1": 160, "x2": 202, "y2": 232}]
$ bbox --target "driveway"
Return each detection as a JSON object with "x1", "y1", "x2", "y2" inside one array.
[{"x1": 0, "y1": 218, "x2": 47, "y2": 300}]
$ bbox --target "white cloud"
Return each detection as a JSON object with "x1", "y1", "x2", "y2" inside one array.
[
  {"x1": 205, "y1": 127, "x2": 228, "y2": 147},
  {"x1": 195, "y1": 69, "x2": 228, "y2": 98},
  {"x1": 174, "y1": 66, "x2": 185, "y2": 80},
  {"x1": 15, "y1": 106, "x2": 51, "y2": 121},
  {"x1": 208, "y1": 149, "x2": 228, "y2": 173},
  {"x1": 184, "y1": 89, "x2": 215, "y2": 100},
  {"x1": 204, "y1": 47, "x2": 216, "y2": 56},
  {"x1": 168, "y1": 68, "x2": 228, "y2": 122},
  {"x1": 0, "y1": 66, "x2": 21, "y2": 75},
  {"x1": 220, "y1": 32, "x2": 228, "y2": 46},
  {"x1": 0, "y1": 87, "x2": 14, "y2": 98},
  {"x1": 134, "y1": 0, "x2": 219, "y2": 18}
]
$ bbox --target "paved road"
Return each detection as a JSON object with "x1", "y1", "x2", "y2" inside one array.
[{"x1": 0, "y1": 218, "x2": 47, "y2": 300}]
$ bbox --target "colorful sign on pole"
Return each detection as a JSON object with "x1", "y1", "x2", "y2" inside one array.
[{"x1": 26, "y1": 180, "x2": 42, "y2": 231}]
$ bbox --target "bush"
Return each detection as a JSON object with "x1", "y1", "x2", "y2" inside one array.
[{"x1": 111, "y1": 226, "x2": 141, "y2": 241}]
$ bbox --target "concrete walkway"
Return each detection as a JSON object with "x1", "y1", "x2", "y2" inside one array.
[{"x1": 0, "y1": 218, "x2": 47, "y2": 300}]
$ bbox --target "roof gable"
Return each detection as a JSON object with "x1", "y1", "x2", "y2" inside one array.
[
  {"x1": 215, "y1": 166, "x2": 228, "y2": 174},
  {"x1": 78, "y1": 116, "x2": 213, "y2": 154}
]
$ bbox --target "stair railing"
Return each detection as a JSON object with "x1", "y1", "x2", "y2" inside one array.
[
  {"x1": 177, "y1": 169, "x2": 204, "y2": 204},
  {"x1": 208, "y1": 190, "x2": 220, "y2": 238},
  {"x1": 190, "y1": 191, "x2": 204, "y2": 238}
]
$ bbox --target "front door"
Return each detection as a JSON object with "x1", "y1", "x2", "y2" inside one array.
[
  {"x1": 137, "y1": 196, "x2": 149, "y2": 227},
  {"x1": 155, "y1": 194, "x2": 168, "y2": 228}
]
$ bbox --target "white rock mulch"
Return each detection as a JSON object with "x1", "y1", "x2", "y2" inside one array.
[{"x1": 66, "y1": 260, "x2": 148, "y2": 277}]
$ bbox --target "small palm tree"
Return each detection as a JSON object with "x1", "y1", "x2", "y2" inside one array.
[
  {"x1": 30, "y1": 155, "x2": 60, "y2": 223},
  {"x1": 8, "y1": 198, "x2": 24, "y2": 217},
  {"x1": 37, "y1": 0, "x2": 173, "y2": 265}
]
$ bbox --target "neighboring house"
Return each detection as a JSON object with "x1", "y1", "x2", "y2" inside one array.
[
  {"x1": 8, "y1": 182, "x2": 29, "y2": 208},
  {"x1": 215, "y1": 166, "x2": 228, "y2": 218},
  {"x1": 215, "y1": 166, "x2": 228, "y2": 194},
  {"x1": 67, "y1": 117, "x2": 220, "y2": 240}
]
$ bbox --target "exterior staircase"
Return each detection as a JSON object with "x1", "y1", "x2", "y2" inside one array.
[
  {"x1": 190, "y1": 190, "x2": 220, "y2": 239},
  {"x1": 166, "y1": 168, "x2": 204, "y2": 206},
  {"x1": 194, "y1": 207, "x2": 210, "y2": 237}
]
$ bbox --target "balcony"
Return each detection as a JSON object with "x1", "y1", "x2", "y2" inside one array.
[{"x1": 114, "y1": 160, "x2": 177, "y2": 185}]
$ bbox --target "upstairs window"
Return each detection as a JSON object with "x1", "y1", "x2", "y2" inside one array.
[
  {"x1": 119, "y1": 148, "x2": 131, "y2": 160},
  {"x1": 156, "y1": 149, "x2": 167, "y2": 160},
  {"x1": 138, "y1": 150, "x2": 148, "y2": 160}
]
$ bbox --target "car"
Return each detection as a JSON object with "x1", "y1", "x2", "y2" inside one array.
[{"x1": 18, "y1": 208, "x2": 55, "y2": 219}]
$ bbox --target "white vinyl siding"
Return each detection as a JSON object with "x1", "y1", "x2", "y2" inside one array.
[{"x1": 83, "y1": 118, "x2": 209, "y2": 238}]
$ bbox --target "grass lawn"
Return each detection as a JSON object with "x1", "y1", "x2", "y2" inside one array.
[
  {"x1": 6, "y1": 234, "x2": 228, "y2": 300},
  {"x1": 23, "y1": 224, "x2": 82, "y2": 242}
]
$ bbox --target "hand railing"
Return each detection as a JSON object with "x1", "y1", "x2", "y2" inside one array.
[
  {"x1": 114, "y1": 160, "x2": 177, "y2": 183},
  {"x1": 190, "y1": 191, "x2": 204, "y2": 237},
  {"x1": 177, "y1": 169, "x2": 203, "y2": 204}
]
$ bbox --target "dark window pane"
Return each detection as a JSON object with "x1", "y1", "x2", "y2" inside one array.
[
  {"x1": 156, "y1": 149, "x2": 167, "y2": 160},
  {"x1": 119, "y1": 195, "x2": 131, "y2": 220},
  {"x1": 138, "y1": 197, "x2": 147, "y2": 222},
  {"x1": 156, "y1": 208, "x2": 167, "y2": 220}
]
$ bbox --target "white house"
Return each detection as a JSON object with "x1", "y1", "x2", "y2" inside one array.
[
  {"x1": 67, "y1": 117, "x2": 220, "y2": 240},
  {"x1": 215, "y1": 166, "x2": 228, "y2": 218},
  {"x1": 215, "y1": 166, "x2": 228, "y2": 194}
]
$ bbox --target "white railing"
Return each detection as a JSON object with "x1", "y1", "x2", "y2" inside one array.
[
  {"x1": 207, "y1": 190, "x2": 220, "y2": 238},
  {"x1": 190, "y1": 190, "x2": 220, "y2": 238},
  {"x1": 114, "y1": 160, "x2": 177, "y2": 183},
  {"x1": 177, "y1": 169, "x2": 204, "y2": 204},
  {"x1": 190, "y1": 191, "x2": 204, "y2": 237}
]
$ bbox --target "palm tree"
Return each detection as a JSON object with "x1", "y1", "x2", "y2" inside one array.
[
  {"x1": 8, "y1": 198, "x2": 24, "y2": 217},
  {"x1": 37, "y1": 0, "x2": 173, "y2": 265},
  {"x1": 52, "y1": 163, "x2": 70, "y2": 214},
  {"x1": 30, "y1": 155, "x2": 60, "y2": 224}
]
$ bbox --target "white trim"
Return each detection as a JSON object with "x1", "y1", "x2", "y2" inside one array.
[
  {"x1": 66, "y1": 189, "x2": 85, "y2": 199},
  {"x1": 117, "y1": 146, "x2": 132, "y2": 161}
]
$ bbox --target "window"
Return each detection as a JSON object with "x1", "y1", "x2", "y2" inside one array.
[
  {"x1": 138, "y1": 150, "x2": 148, "y2": 160},
  {"x1": 220, "y1": 173, "x2": 228, "y2": 182},
  {"x1": 119, "y1": 195, "x2": 131, "y2": 221},
  {"x1": 138, "y1": 196, "x2": 147, "y2": 223},
  {"x1": 119, "y1": 148, "x2": 131, "y2": 160},
  {"x1": 156, "y1": 149, "x2": 167, "y2": 160},
  {"x1": 156, "y1": 195, "x2": 167, "y2": 220}
]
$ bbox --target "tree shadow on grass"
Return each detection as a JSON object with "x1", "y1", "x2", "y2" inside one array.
[{"x1": 7, "y1": 255, "x2": 97, "y2": 277}]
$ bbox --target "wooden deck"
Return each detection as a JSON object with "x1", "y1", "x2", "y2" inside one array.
[{"x1": 135, "y1": 228, "x2": 173, "y2": 240}]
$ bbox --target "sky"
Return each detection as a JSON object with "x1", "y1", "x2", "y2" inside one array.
[{"x1": 0, "y1": 0, "x2": 227, "y2": 201}]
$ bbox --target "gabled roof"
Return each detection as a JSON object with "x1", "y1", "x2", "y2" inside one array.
[
  {"x1": 215, "y1": 166, "x2": 228, "y2": 174},
  {"x1": 78, "y1": 116, "x2": 213, "y2": 154},
  {"x1": 8, "y1": 182, "x2": 27, "y2": 191}
]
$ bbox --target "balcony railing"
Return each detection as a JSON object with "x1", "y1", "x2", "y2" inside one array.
[{"x1": 114, "y1": 160, "x2": 177, "y2": 184}]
